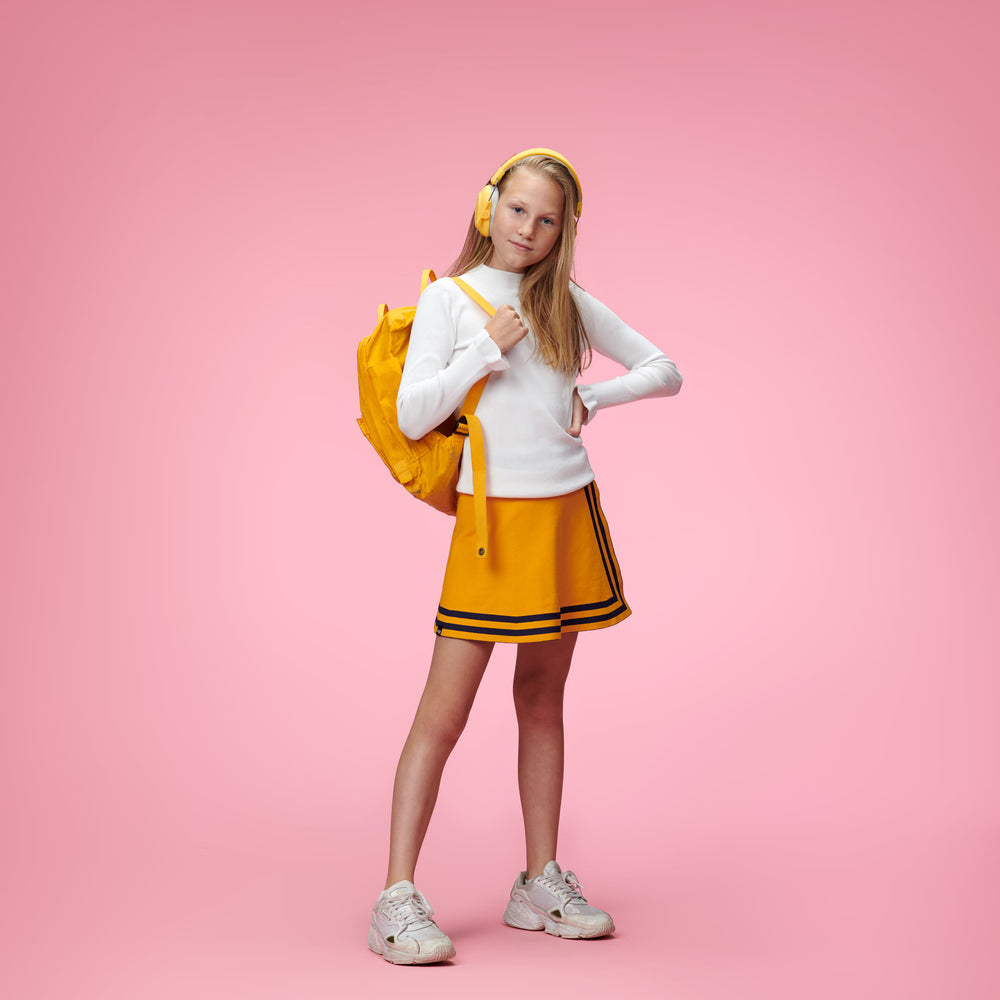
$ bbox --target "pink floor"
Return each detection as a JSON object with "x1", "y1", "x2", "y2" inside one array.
[{"x1": 6, "y1": 811, "x2": 996, "y2": 998}]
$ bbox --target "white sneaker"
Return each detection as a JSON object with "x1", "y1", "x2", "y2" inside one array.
[
  {"x1": 368, "y1": 880, "x2": 456, "y2": 964},
  {"x1": 503, "y1": 860, "x2": 615, "y2": 939}
]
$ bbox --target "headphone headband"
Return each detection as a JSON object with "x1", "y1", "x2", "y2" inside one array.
[
  {"x1": 474, "y1": 148, "x2": 582, "y2": 237},
  {"x1": 487, "y1": 148, "x2": 583, "y2": 218}
]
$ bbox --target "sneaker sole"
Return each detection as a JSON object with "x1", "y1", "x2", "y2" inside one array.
[
  {"x1": 368, "y1": 920, "x2": 456, "y2": 965},
  {"x1": 503, "y1": 895, "x2": 615, "y2": 939}
]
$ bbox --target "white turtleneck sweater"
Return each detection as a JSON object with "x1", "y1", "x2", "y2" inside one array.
[{"x1": 397, "y1": 263, "x2": 682, "y2": 498}]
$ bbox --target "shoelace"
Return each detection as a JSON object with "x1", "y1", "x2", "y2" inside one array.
[
  {"x1": 382, "y1": 888, "x2": 434, "y2": 929},
  {"x1": 534, "y1": 869, "x2": 588, "y2": 905}
]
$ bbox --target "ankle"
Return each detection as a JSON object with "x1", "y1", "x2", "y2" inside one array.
[
  {"x1": 384, "y1": 872, "x2": 415, "y2": 891},
  {"x1": 525, "y1": 860, "x2": 554, "y2": 881}
]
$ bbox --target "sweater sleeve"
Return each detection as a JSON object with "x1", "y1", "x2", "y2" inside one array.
[
  {"x1": 573, "y1": 286, "x2": 682, "y2": 423},
  {"x1": 396, "y1": 280, "x2": 510, "y2": 439}
]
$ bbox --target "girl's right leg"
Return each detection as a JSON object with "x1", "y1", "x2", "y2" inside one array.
[{"x1": 384, "y1": 635, "x2": 494, "y2": 888}]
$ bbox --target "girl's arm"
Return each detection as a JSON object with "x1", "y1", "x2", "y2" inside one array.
[
  {"x1": 397, "y1": 281, "x2": 509, "y2": 439},
  {"x1": 572, "y1": 287, "x2": 682, "y2": 424}
]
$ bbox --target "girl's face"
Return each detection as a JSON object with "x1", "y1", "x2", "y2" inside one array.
[{"x1": 488, "y1": 168, "x2": 564, "y2": 273}]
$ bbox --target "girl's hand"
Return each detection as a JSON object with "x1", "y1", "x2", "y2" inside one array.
[
  {"x1": 485, "y1": 305, "x2": 528, "y2": 353},
  {"x1": 567, "y1": 388, "x2": 586, "y2": 437}
]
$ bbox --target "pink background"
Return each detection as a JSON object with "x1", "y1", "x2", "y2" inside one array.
[{"x1": 3, "y1": 1, "x2": 998, "y2": 997}]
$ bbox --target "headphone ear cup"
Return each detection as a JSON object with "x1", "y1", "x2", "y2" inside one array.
[
  {"x1": 488, "y1": 186, "x2": 500, "y2": 234},
  {"x1": 474, "y1": 184, "x2": 496, "y2": 237}
]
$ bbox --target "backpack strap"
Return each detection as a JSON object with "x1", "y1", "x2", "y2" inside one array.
[
  {"x1": 451, "y1": 276, "x2": 494, "y2": 317},
  {"x1": 451, "y1": 276, "x2": 498, "y2": 560}
]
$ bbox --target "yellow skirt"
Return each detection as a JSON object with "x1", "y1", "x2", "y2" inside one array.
[{"x1": 435, "y1": 481, "x2": 631, "y2": 644}]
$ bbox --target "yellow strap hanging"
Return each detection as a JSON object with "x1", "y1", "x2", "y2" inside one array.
[
  {"x1": 450, "y1": 276, "x2": 496, "y2": 559},
  {"x1": 465, "y1": 415, "x2": 488, "y2": 558}
]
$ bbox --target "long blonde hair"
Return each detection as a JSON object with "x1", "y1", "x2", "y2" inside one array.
[{"x1": 448, "y1": 155, "x2": 591, "y2": 376}]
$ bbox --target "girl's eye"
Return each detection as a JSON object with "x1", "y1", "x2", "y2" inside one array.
[
  {"x1": 541, "y1": 218, "x2": 554, "y2": 226},
  {"x1": 511, "y1": 206, "x2": 524, "y2": 214}
]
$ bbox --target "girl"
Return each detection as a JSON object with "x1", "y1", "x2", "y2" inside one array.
[{"x1": 368, "y1": 149, "x2": 682, "y2": 965}]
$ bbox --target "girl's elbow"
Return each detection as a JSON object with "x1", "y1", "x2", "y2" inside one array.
[
  {"x1": 397, "y1": 411, "x2": 424, "y2": 440},
  {"x1": 655, "y1": 362, "x2": 682, "y2": 396},
  {"x1": 396, "y1": 394, "x2": 422, "y2": 439}
]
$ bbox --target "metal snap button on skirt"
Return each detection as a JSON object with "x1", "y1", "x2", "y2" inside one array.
[{"x1": 434, "y1": 481, "x2": 631, "y2": 643}]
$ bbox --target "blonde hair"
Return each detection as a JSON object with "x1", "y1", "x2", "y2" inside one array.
[{"x1": 448, "y1": 155, "x2": 591, "y2": 376}]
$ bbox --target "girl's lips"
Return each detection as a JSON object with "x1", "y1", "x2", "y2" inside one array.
[{"x1": 511, "y1": 241, "x2": 532, "y2": 251}]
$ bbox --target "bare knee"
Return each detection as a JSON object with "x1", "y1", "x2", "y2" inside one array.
[
  {"x1": 513, "y1": 677, "x2": 565, "y2": 727},
  {"x1": 411, "y1": 705, "x2": 470, "y2": 752},
  {"x1": 512, "y1": 635, "x2": 575, "y2": 727}
]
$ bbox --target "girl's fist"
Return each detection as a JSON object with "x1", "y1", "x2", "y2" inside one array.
[{"x1": 485, "y1": 305, "x2": 528, "y2": 353}]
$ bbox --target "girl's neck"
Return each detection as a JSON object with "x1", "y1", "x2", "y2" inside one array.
[{"x1": 480, "y1": 261, "x2": 524, "y2": 278}]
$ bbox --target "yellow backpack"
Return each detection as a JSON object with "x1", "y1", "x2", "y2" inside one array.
[{"x1": 356, "y1": 269, "x2": 494, "y2": 557}]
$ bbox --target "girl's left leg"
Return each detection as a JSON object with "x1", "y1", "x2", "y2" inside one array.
[{"x1": 511, "y1": 631, "x2": 578, "y2": 880}]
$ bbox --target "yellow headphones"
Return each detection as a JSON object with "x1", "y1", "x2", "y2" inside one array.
[{"x1": 473, "y1": 148, "x2": 583, "y2": 237}]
